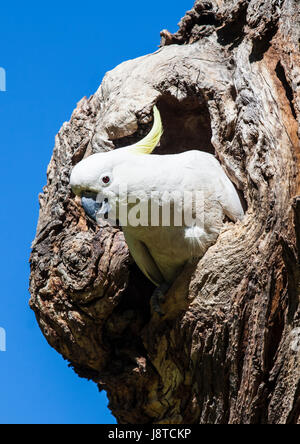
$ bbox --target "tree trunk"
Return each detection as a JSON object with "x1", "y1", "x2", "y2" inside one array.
[{"x1": 29, "y1": 0, "x2": 300, "y2": 424}]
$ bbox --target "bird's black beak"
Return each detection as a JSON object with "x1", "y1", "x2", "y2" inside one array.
[
  {"x1": 81, "y1": 192, "x2": 100, "y2": 221},
  {"x1": 81, "y1": 192, "x2": 110, "y2": 221}
]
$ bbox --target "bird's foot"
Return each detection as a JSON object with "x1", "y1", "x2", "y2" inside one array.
[{"x1": 150, "y1": 282, "x2": 170, "y2": 317}]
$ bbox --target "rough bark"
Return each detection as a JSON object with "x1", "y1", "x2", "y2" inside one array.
[{"x1": 29, "y1": 0, "x2": 300, "y2": 424}]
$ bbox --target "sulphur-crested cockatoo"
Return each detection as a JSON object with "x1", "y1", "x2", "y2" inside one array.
[{"x1": 70, "y1": 105, "x2": 244, "y2": 314}]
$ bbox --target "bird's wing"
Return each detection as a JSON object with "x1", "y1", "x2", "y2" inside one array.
[
  {"x1": 122, "y1": 229, "x2": 164, "y2": 286},
  {"x1": 182, "y1": 152, "x2": 244, "y2": 222},
  {"x1": 217, "y1": 173, "x2": 244, "y2": 222},
  {"x1": 211, "y1": 160, "x2": 244, "y2": 222}
]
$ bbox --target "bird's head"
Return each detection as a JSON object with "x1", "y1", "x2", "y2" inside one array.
[{"x1": 70, "y1": 105, "x2": 163, "y2": 222}]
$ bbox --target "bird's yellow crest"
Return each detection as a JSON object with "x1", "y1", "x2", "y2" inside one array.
[{"x1": 125, "y1": 105, "x2": 163, "y2": 155}]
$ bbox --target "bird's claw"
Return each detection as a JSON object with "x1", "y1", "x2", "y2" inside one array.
[{"x1": 150, "y1": 282, "x2": 170, "y2": 317}]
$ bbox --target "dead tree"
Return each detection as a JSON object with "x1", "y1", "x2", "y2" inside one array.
[{"x1": 29, "y1": 0, "x2": 300, "y2": 423}]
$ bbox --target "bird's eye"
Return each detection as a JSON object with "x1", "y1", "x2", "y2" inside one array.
[{"x1": 101, "y1": 174, "x2": 111, "y2": 186}]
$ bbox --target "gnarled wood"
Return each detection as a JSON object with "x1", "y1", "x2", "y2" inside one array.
[{"x1": 30, "y1": 0, "x2": 300, "y2": 423}]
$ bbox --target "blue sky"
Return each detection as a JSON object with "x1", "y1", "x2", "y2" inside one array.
[{"x1": 0, "y1": 0, "x2": 193, "y2": 424}]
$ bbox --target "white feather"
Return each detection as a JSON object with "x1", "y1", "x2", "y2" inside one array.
[{"x1": 70, "y1": 115, "x2": 244, "y2": 286}]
